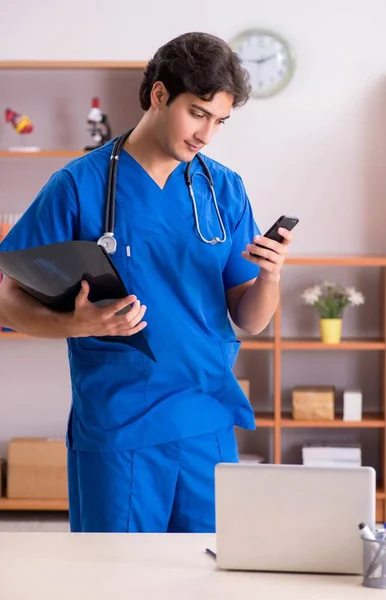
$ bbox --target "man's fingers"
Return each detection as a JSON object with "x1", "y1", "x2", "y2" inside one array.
[
  {"x1": 113, "y1": 303, "x2": 147, "y2": 330},
  {"x1": 277, "y1": 227, "x2": 293, "y2": 246},
  {"x1": 115, "y1": 320, "x2": 148, "y2": 336},
  {"x1": 75, "y1": 280, "x2": 90, "y2": 304},
  {"x1": 127, "y1": 321, "x2": 148, "y2": 335},
  {"x1": 127, "y1": 304, "x2": 147, "y2": 328},
  {"x1": 115, "y1": 302, "x2": 146, "y2": 327},
  {"x1": 109, "y1": 295, "x2": 137, "y2": 316},
  {"x1": 246, "y1": 244, "x2": 281, "y2": 262}
]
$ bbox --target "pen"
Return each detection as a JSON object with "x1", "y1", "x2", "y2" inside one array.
[
  {"x1": 205, "y1": 548, "x2": 217, "y2": 559},
  {"x1": 358, "y1": 522, "x2": 376, "y2": 541}
]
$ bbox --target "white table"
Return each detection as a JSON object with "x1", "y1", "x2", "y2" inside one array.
[{"x1": 0, "y1": 532, "x2": 375, "y2": 599}]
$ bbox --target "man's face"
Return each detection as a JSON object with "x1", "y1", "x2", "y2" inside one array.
[{"x1": 155, "y1": 90, "x2": 233, "y2": 162}]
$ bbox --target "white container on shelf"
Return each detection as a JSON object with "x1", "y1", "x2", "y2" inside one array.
[{"x1": 343, "y1": 390, "x2": 362, "y2": 421}]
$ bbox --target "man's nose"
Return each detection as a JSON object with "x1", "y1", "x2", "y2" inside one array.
[{"x1": 195, "y1": 122, "x2": 215, "y2": 146}]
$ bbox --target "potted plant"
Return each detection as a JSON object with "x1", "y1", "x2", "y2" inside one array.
[{"x1": 301, "y1": 281, "x2": 365, "y2": 344}]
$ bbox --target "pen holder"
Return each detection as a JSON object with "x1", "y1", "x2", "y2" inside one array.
[{"x1": 363, "y1": 538, "x2": 386, "y2": 588}]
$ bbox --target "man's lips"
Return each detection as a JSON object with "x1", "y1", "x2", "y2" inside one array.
[{"x1": 185, "y1": 141, "x2": 202, "y2": 152}]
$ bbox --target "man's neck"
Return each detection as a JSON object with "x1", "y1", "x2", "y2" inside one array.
[{"x1": 123, "y1": 120, "x2": 179, "y2": 190}]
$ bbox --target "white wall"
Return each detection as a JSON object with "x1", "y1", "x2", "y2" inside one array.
[
  {"x1": 2, "y1": 0, "x2": 386, "y2": 253},
  {"x1": 1, "y1": 0, "x2": 386, "y2": 455}
]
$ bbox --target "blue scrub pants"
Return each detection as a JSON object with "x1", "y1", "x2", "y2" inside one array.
[{"x1": 67, "y1": 425, "x2": 238, "y2": 533}]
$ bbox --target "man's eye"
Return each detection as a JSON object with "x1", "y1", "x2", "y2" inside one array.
[{"x1": 191, "y1": 112, "x2": 204, "y2": 119}]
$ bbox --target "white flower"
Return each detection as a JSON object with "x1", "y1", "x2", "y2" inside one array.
[
  {"x1": 347, "y1": 290, "x2": 365, "y2": 306},
  {"x1": 301, "y1": 285, "x2": 322, "y2": 305},
  {"x1": 302, "y1": 281, "x2": 364, "y2": 317}
]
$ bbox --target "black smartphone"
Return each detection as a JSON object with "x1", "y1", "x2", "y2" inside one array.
[{"x1": 250, "y1": 215, "x2": 299, "y2": 254}]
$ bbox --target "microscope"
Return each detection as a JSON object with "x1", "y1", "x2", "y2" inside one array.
[{"x1": 84, "y1": 97, "x2": 112, "y2": 151}]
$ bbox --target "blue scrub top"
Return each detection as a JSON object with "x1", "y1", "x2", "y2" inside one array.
[{"x1": 1, "y1": 141, "x2": 261, "y2": 451}]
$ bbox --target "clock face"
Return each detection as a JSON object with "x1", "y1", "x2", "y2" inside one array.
[{"x1": 230, "y1": 29, "x2": 295, "y2": 98}]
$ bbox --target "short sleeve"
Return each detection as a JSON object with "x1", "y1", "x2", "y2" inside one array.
[
  {"x1": 222, "y1": 174, "x2": 261, "y2": 290},
  {"x1": 0, "y1": 168, "x2": 79, "y2": 252}
]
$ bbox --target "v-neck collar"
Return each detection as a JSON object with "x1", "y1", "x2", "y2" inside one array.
[{"x1": 121, "y1": 149, "x2": 186, "y2": 191}]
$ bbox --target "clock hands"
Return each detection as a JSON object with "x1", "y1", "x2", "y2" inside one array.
[{"x1": 243, "y1": 54, "x2": 277, "y2": 65}]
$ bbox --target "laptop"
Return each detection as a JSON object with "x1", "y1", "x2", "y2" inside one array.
[{"x1": 215, "y1": 463, "x2": 376, "y2": 574}]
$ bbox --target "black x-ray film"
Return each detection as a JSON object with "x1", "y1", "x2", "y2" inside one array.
[{"x1": 0, "y1": 240, "x2": 155, "y2": 361}]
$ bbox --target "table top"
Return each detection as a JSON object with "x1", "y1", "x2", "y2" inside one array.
[{"x1": 0, "y1": 532, "x2": 374, "y2": 599}]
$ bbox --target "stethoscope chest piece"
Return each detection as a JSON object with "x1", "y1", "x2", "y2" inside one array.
[{"x1": 97, "y1": 233, "x2": 117, "y2": 255}]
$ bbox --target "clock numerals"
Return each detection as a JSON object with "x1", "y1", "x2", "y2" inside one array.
[{"x1": 230, "y1": 29, "x2": 295, "y2": 98}]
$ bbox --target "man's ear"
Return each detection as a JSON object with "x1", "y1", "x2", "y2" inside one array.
[{"x1": 150, "y1": 81, "x2": 169, "y2": 109}]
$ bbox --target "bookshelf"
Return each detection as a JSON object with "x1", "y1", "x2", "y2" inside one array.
[
  {"x1": 0, "y1": 59, "x2": 146, "y2": 162},
  {"x1": 0, "y1": 60, "x2": 147, "y2": 512},
  {"x1": 240, "y1": 255, "x2": 386, "y2": 523},
  {"x1": 0, "y1": 62, "x2": 384, "y2": 519}
]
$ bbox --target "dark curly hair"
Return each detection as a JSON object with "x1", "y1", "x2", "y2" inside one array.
[{"x1": 139, "y1": 32, "x2": 251, "y2": 111}]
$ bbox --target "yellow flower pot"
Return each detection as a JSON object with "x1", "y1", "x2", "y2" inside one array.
[{"x1": 320, "y1": 318, "x2": 342, "y2": 344}]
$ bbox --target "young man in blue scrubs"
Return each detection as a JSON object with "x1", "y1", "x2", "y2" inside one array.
[{"x1": 0, "y1": 32, "x2": 293, "y2": 532}]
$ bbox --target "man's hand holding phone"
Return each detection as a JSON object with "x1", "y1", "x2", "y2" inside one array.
[{"x1": 242, "y1": 215, "x2": 298, "y2": 283}]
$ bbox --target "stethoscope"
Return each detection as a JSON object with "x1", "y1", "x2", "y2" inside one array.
[{"x1": 97, "y1": 129, "x2": 227, "y2": 255}]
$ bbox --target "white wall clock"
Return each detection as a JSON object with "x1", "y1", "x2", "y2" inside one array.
[{"x1": 230, "y1": 28, "x2": 295, "y2": 98}]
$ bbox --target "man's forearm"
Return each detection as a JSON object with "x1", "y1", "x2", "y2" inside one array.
[
  {"x1": 0, "y1": 282, "x2": 72, "y2": 338},
  {"x1": 235, "y1": 277, "x2": 279, "y2": 335}
]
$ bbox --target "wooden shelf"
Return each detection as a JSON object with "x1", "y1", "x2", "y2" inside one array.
[
  {"x1": 241, "y1": 338, "x2": 274, "y2": 350},
  {"x1": 0, "y1": 332, "x2": 29, "y2": 338},
  {"x1": 0, "y1": 150, "x2": 85, "y2": 158},
  {"x1": 0, "y1": 61, "x2": 147, "y2": 70},
  {"x1": 280, "y1": 338, "x2": 386, "y2": 351},
  {"x1": 254, "y1": 413, "x2": 275, "y2": 427},
  {"x1": 280, "y1": 414, "x2": 386, "y2": 428},
  {"x1": 1, "y1": 67, "x2": 385, "y2": 515},
  {"x1": 287, "y1": 256, "x2": 386, "y2": 267},
  {"x1": 0, "y1": 498, "x2": 68, "y2": 511}
]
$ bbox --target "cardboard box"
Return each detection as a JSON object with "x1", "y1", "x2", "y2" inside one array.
[
  {"x1": 292, "y1": 386, "x2": 335, "y2": 421},
  {"x1": 238, "y1": 379, "x2": 250, "y2": 399},
  {"x1": 7, "y1": 438, "x2": 68, "y2": 499}
]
